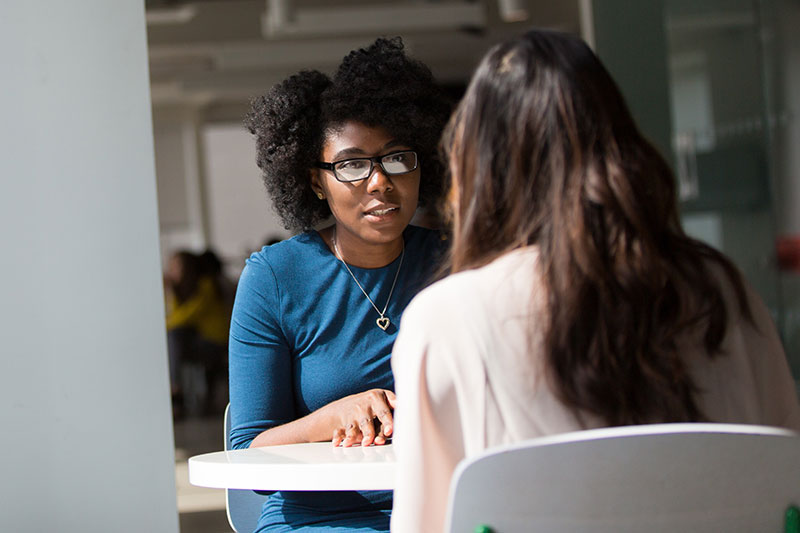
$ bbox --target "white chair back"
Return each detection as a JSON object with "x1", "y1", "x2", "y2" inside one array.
[
  {"x1": 445, "y1": 423, "x2": 800, "y2": 533},
  {"x1": 224, "y1": 404, "x2": 269, "y2": 532}
]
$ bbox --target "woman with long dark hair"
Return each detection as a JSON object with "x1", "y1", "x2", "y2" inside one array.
[{"x1": 390, "y1": 29, "x2": 800, "y2": 532}]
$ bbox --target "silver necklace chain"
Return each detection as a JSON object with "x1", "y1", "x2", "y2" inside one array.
[{"x1": 332, "y1": 227, "x2": 404, "y2": 331}]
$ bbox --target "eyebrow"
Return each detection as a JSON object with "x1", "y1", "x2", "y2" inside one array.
[{"x1": 330, "y1": 140, "x2": 408, "y2": 162}]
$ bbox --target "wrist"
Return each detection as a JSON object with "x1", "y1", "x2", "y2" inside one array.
[{"x1": 306, "y1": 403, "x2": 337, "y2": 442}]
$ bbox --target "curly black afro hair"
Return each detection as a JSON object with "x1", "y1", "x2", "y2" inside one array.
[{"x1": 245, "y1": 37, "x2": 453, "y2": 231}]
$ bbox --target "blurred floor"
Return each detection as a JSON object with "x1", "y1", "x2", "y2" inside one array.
[{"x1": 174, "y1": 414, "x2": 230, "y2": 533}]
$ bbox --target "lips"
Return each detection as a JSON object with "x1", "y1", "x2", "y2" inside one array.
[{"x1": 364, "y1": 205, "x2": 399, "y2": 217}]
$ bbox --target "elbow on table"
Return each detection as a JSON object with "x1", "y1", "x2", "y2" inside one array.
[{"x1": 229, "y1": 429, "x2": 256, "y2": 450}]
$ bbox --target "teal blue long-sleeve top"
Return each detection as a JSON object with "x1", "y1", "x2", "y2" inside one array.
[{"x1": 229, "y1": 225, "x2": 443, "y2": 532}]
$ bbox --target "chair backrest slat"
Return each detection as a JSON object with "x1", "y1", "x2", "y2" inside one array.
[{"x1": 445, "y1": 423, "x2": 800, "y2": 533}]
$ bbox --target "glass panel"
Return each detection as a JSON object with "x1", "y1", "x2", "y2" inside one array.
[
  {"x1": 665, "y1": 0, "x2": 800, "y2": 387},
  {"x1": 590, "y1": 0, "x2": 798, "y2": 388},
  {"x1": 665, "y1": 0, "x2": 799, "y2": 386}
]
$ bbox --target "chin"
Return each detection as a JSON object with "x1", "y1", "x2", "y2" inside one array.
[{"x1": 361, "y1": 221, "x2": 408, "y2": 244}]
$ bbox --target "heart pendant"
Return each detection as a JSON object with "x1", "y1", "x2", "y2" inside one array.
[{"x1": 376, "y1": 316, "x2": 390, "y2": 331}]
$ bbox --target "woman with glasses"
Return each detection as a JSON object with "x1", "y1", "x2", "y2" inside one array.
[
  {"x1": 229, "y1": 37, "x2": 450, "y2": 532},
  {"x1": 390, "y1": 29, "x2": 800, "y2": 532}
]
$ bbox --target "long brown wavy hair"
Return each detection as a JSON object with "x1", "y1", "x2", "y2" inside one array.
[{"x1": 442, "y1": 29, "x2": 752, "y2": 425}]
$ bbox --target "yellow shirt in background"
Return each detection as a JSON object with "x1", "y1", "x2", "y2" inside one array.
[{"x1": 166, "y1": 277, "x2": 230, "y2": 345}]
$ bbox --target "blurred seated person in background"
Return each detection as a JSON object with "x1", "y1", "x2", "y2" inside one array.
[
  {"x1": 165, "y1": 249, "x2": 231, "y2": 416},
  {"x1": 230, "y1": 37, "x2": 450, "y2": 532},
  {"x1": 390, "y1": 29, "x2": 800, "y2": 532},
  {"x1": 198, "y1": 248, "x2": 237, "y2": 313}
]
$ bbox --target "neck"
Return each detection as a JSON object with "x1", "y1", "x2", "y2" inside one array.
[{"x1": 329, "y1": 225, "x2": 404, "y2": 268}]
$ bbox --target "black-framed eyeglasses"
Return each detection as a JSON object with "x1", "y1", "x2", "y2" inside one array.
[{"x1": 316, "y1": 150, "x2": 418, "y2": 183}]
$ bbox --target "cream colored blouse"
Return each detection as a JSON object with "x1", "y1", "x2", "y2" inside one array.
[{"x1": 390, "y1": 247, "x2": 800, "y2": 533}]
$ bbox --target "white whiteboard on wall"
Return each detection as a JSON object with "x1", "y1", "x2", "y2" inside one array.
[{"x1": 202, "y1": 123, "x2": 290, "y2": 278}]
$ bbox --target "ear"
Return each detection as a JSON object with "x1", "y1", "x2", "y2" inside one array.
[
  {"x1": 310, "y1": 168, "x2": 321, "y2": 193},
  {"x1": 310, "y1": 169, "x2": 325, "y2": 199}
]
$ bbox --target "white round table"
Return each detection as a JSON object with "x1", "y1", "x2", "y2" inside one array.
[{"x1": 188, "y1": 442, "x2": 396, "y2": 491}]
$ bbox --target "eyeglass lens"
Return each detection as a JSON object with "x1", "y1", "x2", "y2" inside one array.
[{"x1": 334, "y1": 151, "x2": 417, "y2": 181}]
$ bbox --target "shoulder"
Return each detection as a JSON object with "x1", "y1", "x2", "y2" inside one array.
[
  {"x1": 410, "y1": 247, "x2": 539, "y2": 309},
  {"x1": 401, "y1": 226, "x2": 447, "y2": 288},
  {"x1": 245, "y1": 231, "x2": 329, "y2": 275},
  {"x1": 403, "y1": 225, "x2": 447, "y2": 257},
  {"x1": 393, "y1": 248, "x2": 543, "y2": 405},
  {"x1": 235, "y1": 232, "x2": 328, "y2": 303},
  {"x1": 246, "y1": 231, "x2": 319, "y2": 265},
  {"x1": 402, "y1": 247, "x2": 541, "y2": 335}
]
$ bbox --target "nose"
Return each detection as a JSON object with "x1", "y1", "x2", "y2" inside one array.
[{"x1": 365, "y1": 164, "x2": 393, "y2": 194}]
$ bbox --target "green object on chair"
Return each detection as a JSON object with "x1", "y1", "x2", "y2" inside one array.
[
  {"x1": 474, "y1": 525, "x2": 494, "y2": 533},
  {"x1": 787, "y1": 505, "x2": 800, "y2": 533}
]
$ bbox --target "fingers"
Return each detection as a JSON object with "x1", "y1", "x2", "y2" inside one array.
[
  {"x1": 338, "y1": 419, "x2": 389, "y2": 447},
  {"x1": 330, "y1": 389, "x2": 396, "y2": 447},
  {"x1": 384, "y1": 390, "x2": 397, "y2": 409},
  {"x1": 358, "y1": 414, "x2": 376, "y2": 446},
  {"x1": 332, "y1": 427, "x2": 346, "y2": 447},
  {"x1": 374, "y1": 424, "x2": 387, "y2": 446},
  {"x1": 372, "y1": 390, "x2": 394, "y2": 438},
  {"x1": 342, "y1": 422, "x2": 361, "y2": 447},
  {"x1": 373, "y1": 406, "x2": 393, "y2": 438}
]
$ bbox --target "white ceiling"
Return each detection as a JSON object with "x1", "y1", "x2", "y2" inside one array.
[{"x1": 146, "y1": 0, "x2": 582, "y2": 109}]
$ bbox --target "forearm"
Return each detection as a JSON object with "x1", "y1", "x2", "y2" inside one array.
[
  {"x1": 248, "y1": 409, "x2": 332, "y2": 448},
  {"x1": 247, "y1": 389, "x2": 396, "y2": 448}
]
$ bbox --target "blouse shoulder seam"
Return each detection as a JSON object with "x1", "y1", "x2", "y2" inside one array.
[{"x1": 259, "y1": 253, "x2": 287, "y2": 340}]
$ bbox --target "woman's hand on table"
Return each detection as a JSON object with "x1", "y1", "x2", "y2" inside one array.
[
  {"x1": 246, "y1": 388, "x2": 396, "y2": 448},
  {"x1": 326, "y1": 389, "x2": 396, "y2": 447}
]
